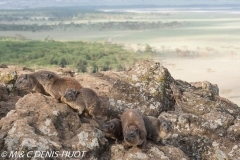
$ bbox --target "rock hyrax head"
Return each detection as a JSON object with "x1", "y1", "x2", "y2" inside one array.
[
  {"x1": 124, "y1": 125, "x2": 140, "y2": 145},
  {"x1": 102, "y1": 119, "x2": 122, "y2": 141},
  {"x1": 102, "y1": 120, "x2": 116, "y2": 133},
  {"x1": 64, "y1": 88, "x2": 79, "y2": 101},
  {"x1": 15, "y1": 74, "x2": 32, "y2": 90},
  {"x1": 38, "y1": 72, "x2": 56, "y2": 85},
  {"x1": 160, "y1": 120, "x2": 172, "y2": 132}
]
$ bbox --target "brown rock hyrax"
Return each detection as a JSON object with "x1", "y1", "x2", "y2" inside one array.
[
  {"x1": 121, "y1": 109, "x2": 147, "y2": 152},
  {"x1": 15, "y1": 72, "x2": 49, "y2": 95},
  {"x1": 62, "y1": 88, "x2": 103, "y2": 118},
  {"x1": 37, "y1": 72, "x2": 82, "y2": 101},
  {"x1": 143, "y1": 116, "x2": 172, "y2": 145},
  {"x1": 102, "y1": 118, "x2": 123, "y2": 143}
]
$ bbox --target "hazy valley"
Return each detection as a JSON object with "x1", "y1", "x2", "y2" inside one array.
[{"x1": 0, "y1": 6, "x2": 239, "y2": 105}]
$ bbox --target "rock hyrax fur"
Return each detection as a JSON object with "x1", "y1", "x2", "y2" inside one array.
[
  {"x1": 102, "y1": 118, "x2": 123, "y2": 143},
  {"x1": 15, "y1": 72, "x2": 50, "y2": 95},
  {"x1": 37, "y1": 72, "x2": 82, "y2": 101},
  {"x1": 121, "y1": 109, "x2": 147, "y2": 152},
  {"x1": 143, "y1": 116, "x2": 172, "y2": 145},
  {"x1": 62, "y1": 88, "x2": 103, "y2": 118}
]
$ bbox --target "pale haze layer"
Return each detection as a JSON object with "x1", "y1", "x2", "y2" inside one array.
[{"x1": 0, "y1": 0, "x2": 240, "y2": 9}]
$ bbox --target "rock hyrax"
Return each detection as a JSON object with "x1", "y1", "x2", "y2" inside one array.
[
  {"x1": 62, "y1": 88, "x2": 103, "y2": 118},
  {"x1": 121, "y1": 109, "x2": 147, "y2": 152},
  {"x1": 37, "y1": 72, "x2": 82, "y2": 101},
  {"x1": 102, "y1": 118, "x2": 123, "y2": 143},
  {"x1": 143, "y1": 116, "x2": 172, "y2": 145},
  {"x1": 15, "y1": 73, "x2": 48, "y2": 95}
]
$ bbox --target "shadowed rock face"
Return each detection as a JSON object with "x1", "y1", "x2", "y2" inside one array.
[
  {"x1": 0, "y1": 85, "x2": 21, "y2": 119},
  {"x1": 0, "y1": 60, "x2": 240, "y2": 159}
]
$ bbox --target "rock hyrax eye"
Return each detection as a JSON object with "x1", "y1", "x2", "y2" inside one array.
[
  {"x1": 110, "y1": 124, "x2": 114, "y2": 129},
  {"x1": 135, "y1": 128, "x2": 139, "y2": 133},
  {"x1": 47, "y1": 73, "x2": 53, "y2": 79}
]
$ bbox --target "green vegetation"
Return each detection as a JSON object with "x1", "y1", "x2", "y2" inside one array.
[{"x1": 0, "y1": 39, "x2": 151, "y2": 73}]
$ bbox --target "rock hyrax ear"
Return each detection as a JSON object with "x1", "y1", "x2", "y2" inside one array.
[
  {"x1": 47, "y1": 73, "x2": 54, "y2": 79},
  {"x1": 73, "y1": 90, "x2": 79, "y2": 97},
  {"x1": 24, "y1": 74, "x2": 28, "y2": 79},
  {"x1": 110, "y1": 123, "x2": 114, "y2": 129},
  {"x1": 135, "y1": 128, "x2": 139, "y2": 134}
]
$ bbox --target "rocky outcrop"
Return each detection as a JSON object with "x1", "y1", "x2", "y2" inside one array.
[
  {"x1": 160, "y1": 78, "x2": 240, "y2": 159},
  {"x1": 0, "y1": 93, "x2": 187, "y2": 160},
  {"x1": 0, "y1": 93, "x2": 108, "y2": 159},
  {"x1": 0, "y1": 60, "x2": 239, "y2": 159}
]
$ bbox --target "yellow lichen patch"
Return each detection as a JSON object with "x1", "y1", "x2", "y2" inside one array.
[{"x1": 0, "y1": 72, "x2": 17, "y2": 84}]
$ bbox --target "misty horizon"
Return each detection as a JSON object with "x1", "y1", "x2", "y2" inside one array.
[{"x1": 0, "y1": 0, "x2": 240, "y2": 9}]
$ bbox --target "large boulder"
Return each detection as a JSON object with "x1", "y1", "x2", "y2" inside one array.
[{"x1": 100, "y1": 60, "x2": 175, "y2": 118}]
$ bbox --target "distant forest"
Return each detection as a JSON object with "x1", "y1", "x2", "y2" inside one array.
[
  {"x1": 0, "y1": 38, "x2": 151, "y2": 72},
  {"x1": 0, "y1": 7, "x2": 187, "y2": 32},
  {"x1": 0, "y1": 7, "x2": 97, "y2": 21},
  {"x1": 0, "y1": 21, "x2": 185, "y2": 32}
]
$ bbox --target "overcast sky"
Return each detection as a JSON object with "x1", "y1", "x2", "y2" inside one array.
[{"x1": 56, "y1": 0, "x2": 240, "y2": 6}]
